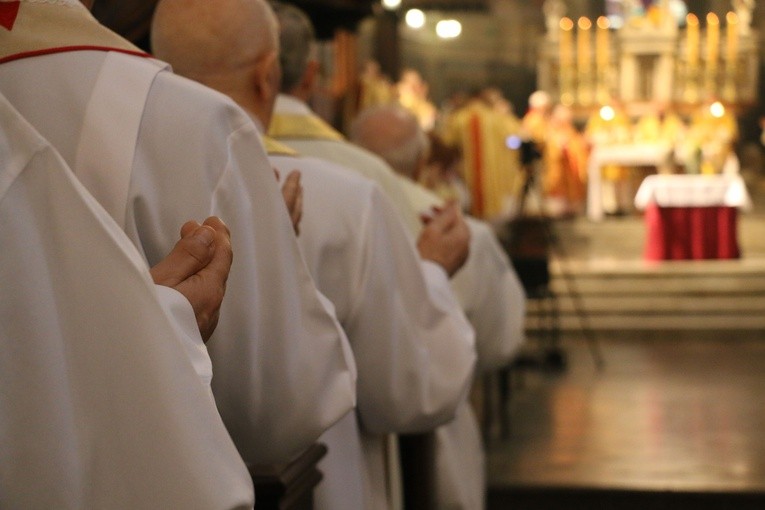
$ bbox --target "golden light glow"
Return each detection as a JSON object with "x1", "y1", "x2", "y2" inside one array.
[
  {"x1": 436, "y1": 19, "x2": 462, "y2": 39},
  {"x1": 578, "y1": 17, "x2": 592, "y2": 30},
  {"x1": 560, "y1": 17, "x2": 574, "y2": 31},
  {"x1": 381, "y1": 0, "x2": 401, "y2": 10},
  {"x1": 710, "y1": 101, "x2": 725, "y2": 118},
  {"x1": 405, "y1": 9, "x2": 426, "y2": 29},
  {"x1": 596, "y1": 16, "x2": 610, "y2": 30},
  {"x1": 600, "y1": 105, "x2": 615, "y2": 121}
]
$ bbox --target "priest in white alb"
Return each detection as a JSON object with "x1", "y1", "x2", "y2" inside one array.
[
  {"x1": 351, "y1": 104, "x2": 528, "y2": 510},
  {"x1": 151, "y1": 1, "x2": 478, "y2": 508},
  {"x1": 0, "y1": 92, "x2": 253, "y2": 508},
  {"x1": 0, "y1": 0, "x2": 356, "y2": 466}
]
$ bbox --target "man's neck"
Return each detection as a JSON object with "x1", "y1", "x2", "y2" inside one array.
[{"x1": 275, "y1": 94, "x2": 311, "y2": 115}]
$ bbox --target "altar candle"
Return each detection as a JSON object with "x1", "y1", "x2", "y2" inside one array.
[
  {"x1": 577, "y1": 17, "x2": 592, "y2": 73},
  {"x1": 686, "y1": 13, "x2": 699, "y2": 69},
  {"x1": 559, "y1": 17, "x2": 574, "y2": 68},
  {"x1": 726, "y1": 11, "x2": 738, "y2": 66},
  {"x1": 706, "y1": 13, "x2": 719, "y2": 74},
  {"x1": 596, "y1": 16, "x2": 609, "y2": 70}
]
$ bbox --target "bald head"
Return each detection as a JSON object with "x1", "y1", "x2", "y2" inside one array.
[
  {"x1": 151, "y1": 0, "x2": 280, "y2": 123},
  {"x1": 351, "y1": 105, "x2": 429, "y2": 180}
]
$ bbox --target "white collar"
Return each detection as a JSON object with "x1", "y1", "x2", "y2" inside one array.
[{"x1": 274, "y1": 94, "x2": 313, "y2": 116}]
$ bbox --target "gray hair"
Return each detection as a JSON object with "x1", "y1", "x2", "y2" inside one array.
[{"x1": 270, "y1": 1, "x2": 315, "y2": 93}]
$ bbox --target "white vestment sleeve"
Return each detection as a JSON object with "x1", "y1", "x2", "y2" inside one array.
[
  {"x1": 154, "y1": 285, "x2": 214, "y2": 391},
  {"x1": 271, "y1": 155, "x2": 476, "y2": 435},
  {"x1": 0, "y1": 97, "x2": 253, "y2": 509},
  {"x1": 348, "y1": 188, "x2": 476, "y2": 434},
  {"x1": 0, "y1": 56, "x2": 357, "y2": 466},
  {"x1": 452, "y1": 218, "x2": 527, "y2": 371},
  {"x1": 123, "y1": 73, "x2": 356, "y2": 465}
]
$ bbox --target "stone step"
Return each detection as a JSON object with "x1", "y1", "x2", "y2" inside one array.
[
  {"x1": 522, "y1": 257, "x2": 765, "y2": 331},
  {"x1": 533, "y1": 313, "x2": 765, "y2": 330},
  {"x1": 527, "y1": 294, "x2": 765, "y2": 314}
]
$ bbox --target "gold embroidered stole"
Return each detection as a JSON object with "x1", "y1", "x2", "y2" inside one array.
[
  {"x1": 268, "y1": 112, "x2": 345, "y2": 142},
  {"x1": 262, "y1": 135, "x2": 300, "y2": 157}
]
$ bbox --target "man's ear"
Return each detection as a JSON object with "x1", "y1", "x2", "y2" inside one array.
[
  {"x1": 253, "y1": 50, "x2": 280, "y2": 101},
  {"x1": 291, "y1": 59, "x2": 319, "y2": 100},
  {"x1": 301, "y1": 60, "x2": 320, "y2": 92}
]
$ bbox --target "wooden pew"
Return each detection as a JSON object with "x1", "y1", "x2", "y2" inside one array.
[
  {"x1": 399, "y1": 433, "x2": 437, "y2": 510},
  {"x1": 248, "y1": 443, "x2": 327, "y2": 510}
]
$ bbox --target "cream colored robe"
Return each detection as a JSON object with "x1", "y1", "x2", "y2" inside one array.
[
  {"x1": 263, "y1": 136, "x2": 475, "y2": 510},
  {"x1": 0, "y1": 93, "x2": 253, "y2": 509},
  {"x1": 271, "y1": 95, "x2": 527, "y2": 510}
]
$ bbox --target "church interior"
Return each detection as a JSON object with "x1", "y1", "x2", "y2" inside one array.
[{"x1": 4, "y1": 0, "x2": 765, "y2": 508}]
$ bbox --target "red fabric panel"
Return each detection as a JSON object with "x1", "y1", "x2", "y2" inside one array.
[
  {"x1": 0, "y1": 2, "x2": 20, "y2": 31},
  {"x1": 643, "y1": 204, "x2": 666, "y2": 261},
  {"x1": 643, "y1": 205, "x2": 740, "y2": 261},
  {"x1": 468, "y1": 113, "x2": 484, "y2": 217}
]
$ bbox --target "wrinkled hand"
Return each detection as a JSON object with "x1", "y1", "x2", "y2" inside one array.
[
  {"x1": 416, "y1": 201, "x2": 470, "y2": 277},
  {"x1": 150, "y1": 217, "x2": 233, "y2": 342},
  {"x1": 277, "y1": 169, "x2": 303, "y2": 236}
]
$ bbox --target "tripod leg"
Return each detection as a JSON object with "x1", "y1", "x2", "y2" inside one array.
[{"x1": 543, "y1": 221, "x2": 606, "y2": 371}]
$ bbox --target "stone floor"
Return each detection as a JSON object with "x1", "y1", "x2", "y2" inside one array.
[
  {"x1": 484, "y1": 173, "x2": 765, "y2": 509},
  {"x1": 486, "y1": 332, "x2": 765, "y2": 509}
]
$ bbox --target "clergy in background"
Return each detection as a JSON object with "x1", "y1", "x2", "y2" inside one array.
[
  {"x1": 152, "y1": 2, "x2": 479, "y2": 508},
  {"x1": 0, "y1": 0, "x2": 356, "y2": 466},
  {"x1": 441, "y1": 89, "x2": 525, "y2": 220},
  {"x1": 352, "y1": 104, "x2": 527, "y2": 510}
]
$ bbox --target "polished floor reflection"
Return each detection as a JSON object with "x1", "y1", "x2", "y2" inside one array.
[{"x1": 488, "y1": 332, "x2": 765, "y2": 508}]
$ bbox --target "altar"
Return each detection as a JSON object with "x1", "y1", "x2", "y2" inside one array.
[
  {"x1": 586, "y1": 142, "x2": 674, "y2": 221},
  {"x1": 634, "y1": 174, "x2": 752, "y2": 260}
]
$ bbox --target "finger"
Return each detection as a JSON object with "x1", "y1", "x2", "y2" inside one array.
[
  {"x1": 150, "y1": 225, "x2": 216, "y2": 287},
  {"x1": 200, "y1": 224, "x2": 234, "y2": 285},
  {"x1": 282, "y1": 171, "x2": 301, "y2": 212},
  {"x1": 202, "y1": 217, "x2": 233, "y2": 272},
  {"x1": 202, "y1": 216, "x2": 231, "y2": 238},
  {"x1": 427, "y1": 202, "x2": 459, "y2": 233},
  {"x1": 180, "y1": 219, "x2": 201, "y2": 238},
  {"x1": 292, "y1": 187, "x2": 303, "y2": 235}
]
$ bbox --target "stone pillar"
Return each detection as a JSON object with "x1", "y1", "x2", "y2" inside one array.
[{"x1": 374, "y1": 10, "x2": 401, "y2": 82}]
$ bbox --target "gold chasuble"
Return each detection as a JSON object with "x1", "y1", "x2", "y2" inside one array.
[
  {"x1": 442, "y1": 99, "x2": 523, "y2": 219},
  {"x1": 268, "y1": 113, "x2": 345, "y2": 142},
  {"x1": 0, "y1": 0, "x2": 145, "y2": 63},
  {"x1": 262, "y1": 135, "x2": 300, "y2": 157}
]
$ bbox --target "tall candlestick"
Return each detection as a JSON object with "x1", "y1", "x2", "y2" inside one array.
[
  {"x1": 686, "y1": 13, "x2": 699, "y2": 69},
  {"x1": 724, "y1": 11, "x2": 739, "y2": 101},
  {"x1": 706, "y1": 13, "x2": 720, "y2": 77},
  {"x1": 725, "y1": 11, "x2": 738, "y2": 66},
  {"x1": 577, "y1": 17, "x2": 592, "y2": 105},
  {"x1": 577, "y1": 17, "x2": 592, "y2": 71},
  {"x1": 596, "y1": 16, "x2": 609, "y2": 69},
  {"x1": 559, "y1": 17, "x2": 574, "y2": 67},
  {"x1": 559, "y1": 17, "x2": 574, "y2": 105}
]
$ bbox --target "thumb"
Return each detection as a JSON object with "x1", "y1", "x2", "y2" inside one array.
[{"x1": 150, "y1": 224, "x2": 216, "y2": 287}]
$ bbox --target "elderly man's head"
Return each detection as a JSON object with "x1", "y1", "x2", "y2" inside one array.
[
  {"x1": 269, "y1": 2, "x2": 317, "y2": 98},
  {"x1": 350, "y1": 105, "x2": 430, "y2": 180},
  {"x1": 151, "y1": 0, "x2": 280, "y2": 125}
]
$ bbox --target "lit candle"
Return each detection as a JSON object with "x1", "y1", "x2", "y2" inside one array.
[
  {"x1": 726, "y1": 11, "x2": 738, "y2": 66},
  {"x1": 596, "y1": 16, "x2": 609, "y2": 70},
  {"x1": 559, "y1": 17, "x2": 574, "y2": 103},
  {"x1": 559, "y1": 17, "x2": 574, "y2": 68},
  {"x1": 577, "y1": 17, "x2": 592, "y2": 73},
  {"x1": 706, "y1": 13, "x2": 720, "y2": 76},
  {"x1": 686, "y1": 13, "x2": 699, "y2": 69}
]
